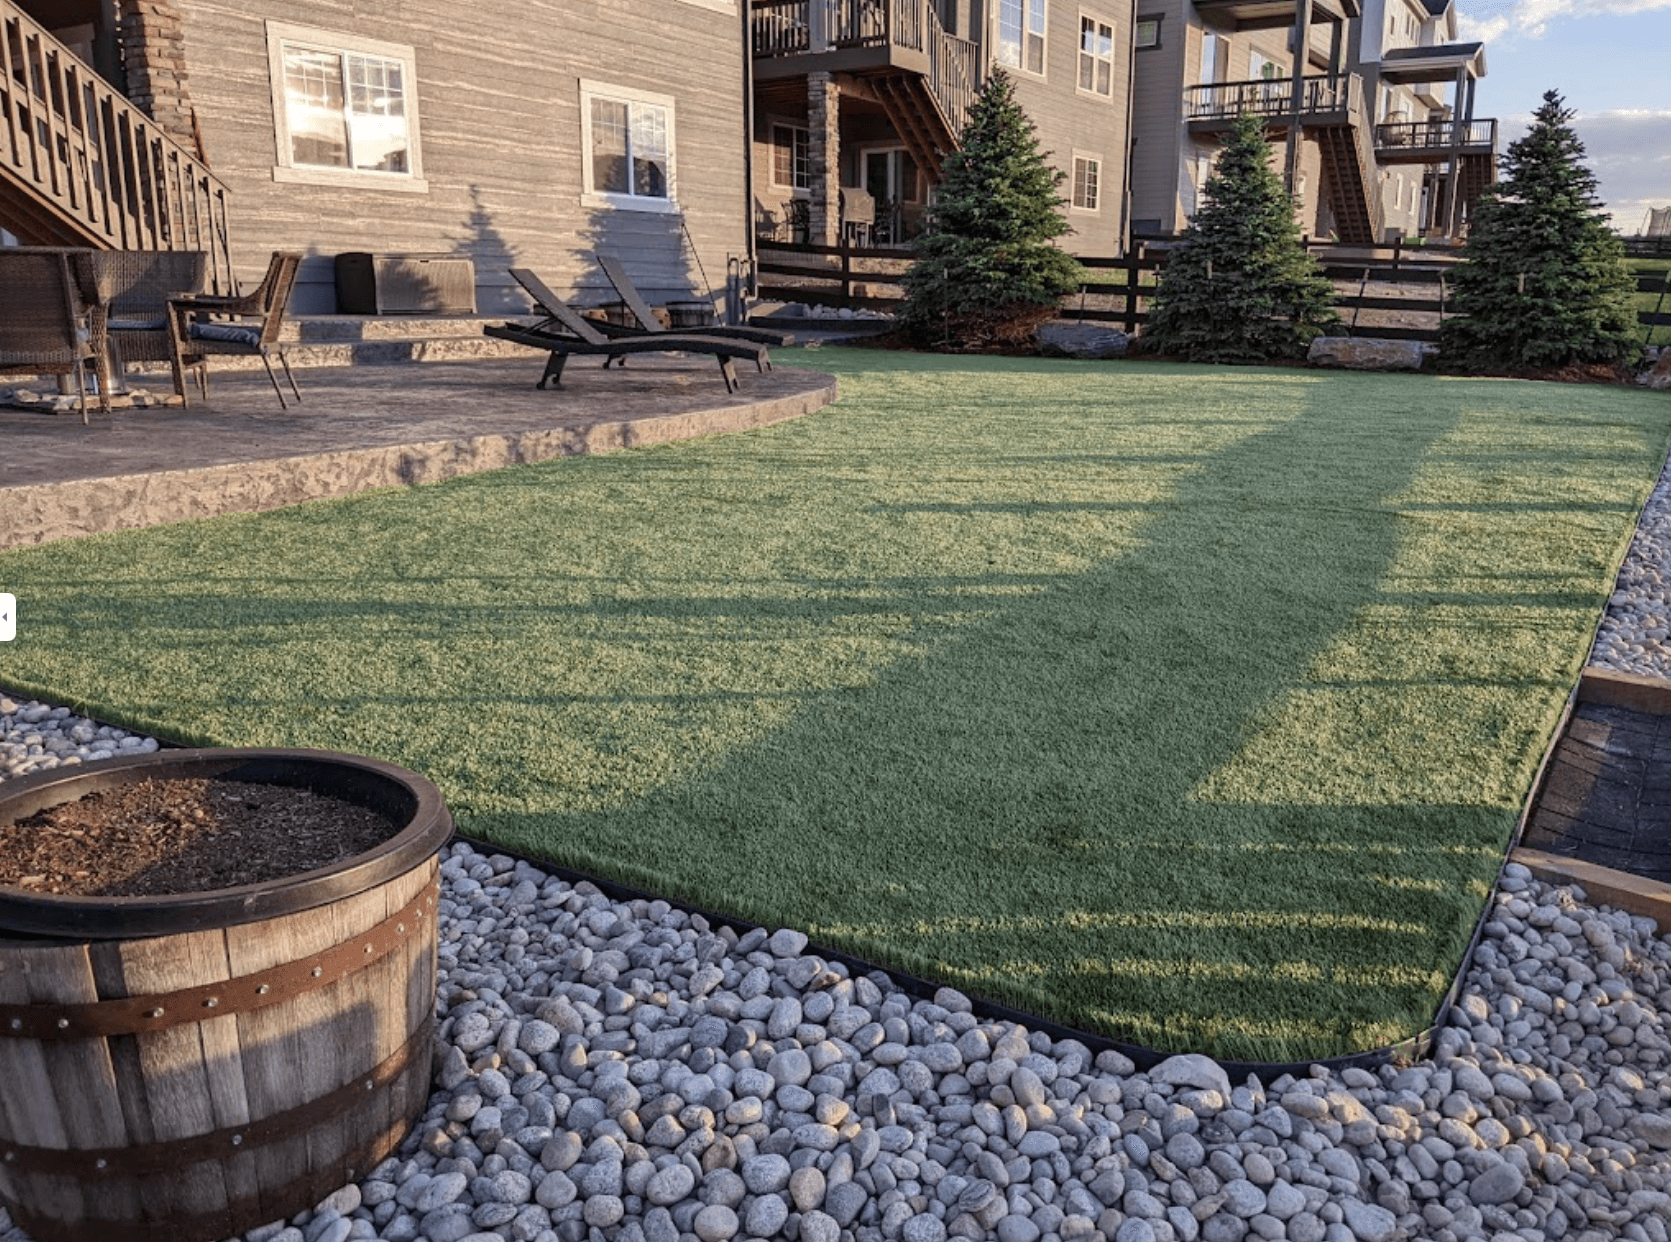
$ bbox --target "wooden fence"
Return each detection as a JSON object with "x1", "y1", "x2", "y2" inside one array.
[{"x1": 757, "y1": 239, "x2": 1671, "y2": 344}]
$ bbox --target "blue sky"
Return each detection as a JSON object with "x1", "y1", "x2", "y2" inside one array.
[{"x1": 1457, "y1": 1, "x2": 1671, "y2": 232}]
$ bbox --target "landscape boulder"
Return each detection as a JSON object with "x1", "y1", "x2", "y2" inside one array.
[
  {"x1": 1639, "y1": 347, "x2": 1671, "y2": 391},
  {"x1": 1035, "y1": 321, "x2": 1129, "y2": 360},
  {"x1": 1307, "y1": 336, "x2": 1427, "y2": 371}
]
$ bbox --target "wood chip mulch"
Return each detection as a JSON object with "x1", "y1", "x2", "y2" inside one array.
[{"x1": 0, "y1": 778, "x2": 398, "y2": 898}]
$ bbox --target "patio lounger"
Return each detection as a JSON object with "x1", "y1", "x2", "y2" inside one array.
[
  {"x1": 487, "y1": 272, "x2": 769, "y2": 393},
  {"x1": 591, "y1": 254, "x2": 793, "y2": 347}
]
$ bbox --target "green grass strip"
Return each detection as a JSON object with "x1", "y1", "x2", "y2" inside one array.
[{"x1": 2, "y1": 351, "x2": 1667, "y2": 1062}]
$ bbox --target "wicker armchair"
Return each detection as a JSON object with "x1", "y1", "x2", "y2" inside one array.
[
  {"x1": 91, "y1": 250, "x2": 208, "y2": 395},
  {"x1": 0, "y1": 248, "x2": 110, "y2": 424},
  {"x1": 168, "y1": 251, "x2": 303, "y2": 409}
]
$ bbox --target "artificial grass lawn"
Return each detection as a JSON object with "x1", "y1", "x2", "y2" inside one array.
[{"x1": 3, "y1": 351, "x2": 1669, "y2": 1062}]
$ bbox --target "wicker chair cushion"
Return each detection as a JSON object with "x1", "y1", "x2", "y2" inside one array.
[
  {"x1": 108, "y1": 317, "x2": 168, "y2": 332},
  {"x1": 189, "y1": 322, "x2": 263, "y2": 347}
]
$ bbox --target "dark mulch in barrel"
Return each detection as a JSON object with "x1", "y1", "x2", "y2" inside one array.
[{"x1": 0, "y1": 779, "x2": 395, "y2": 897}]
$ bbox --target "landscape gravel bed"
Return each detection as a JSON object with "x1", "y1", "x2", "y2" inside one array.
[
  {"x1": 1593, "y1": 451, "x2": 1671, "y2": 679},
  {"x1": 6, "y1": 445, "x2": 1671, "y2": 1242}
]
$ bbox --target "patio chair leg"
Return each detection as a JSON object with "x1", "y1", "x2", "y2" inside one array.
[
  {"x1": 719, "y1": 357, "x2": 738, "y2": 393},
  {"x1": 278, "y1": 350, "x2": 302, "y2": 405},
  {"x1": 259, "y1": 351, "x2": 290, "y2": 410},
  {"x1": 539, "y1": 352, "x2": 568, "y2": 389}
]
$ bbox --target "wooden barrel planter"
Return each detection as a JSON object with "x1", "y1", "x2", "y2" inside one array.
[{"x1": 0, "y1": 748, "x2": 453, "y2": 1242}]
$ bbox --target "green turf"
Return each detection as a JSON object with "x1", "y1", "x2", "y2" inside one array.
[{"x1": 3, "y1": 352, "x2": 1668, "y2": 1061}]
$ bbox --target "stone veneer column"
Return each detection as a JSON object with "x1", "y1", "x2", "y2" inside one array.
[
  {"x1": 807, "y1": 72, "x2": 841, "y2": 247},
  {"x1": 119, "y1": 0, "x2": 203, "y2": 158}
]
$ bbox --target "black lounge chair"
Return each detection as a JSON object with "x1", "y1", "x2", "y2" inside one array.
[
  {"x1": 594, "y1": 253, "x2": 793, "y2": 347},
  {"x1": 487, "y1": 270, "x2": 769, "y2": 393}
]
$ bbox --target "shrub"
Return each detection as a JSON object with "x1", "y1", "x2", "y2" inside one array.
[
  {"x1": 1142, "y1": 113, "x2": 1339, "y2": 363},
  {"x1": 897, "y1": 70, "x2": 1081, "y2": 349},
  {"x1": 1440, "y1": 90, "x2": 1640, "y2": 372}
]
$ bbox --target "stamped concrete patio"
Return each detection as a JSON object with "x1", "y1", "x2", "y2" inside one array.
[{"x1": 0, "y1": 352, "x2": 837, "y2": 549}]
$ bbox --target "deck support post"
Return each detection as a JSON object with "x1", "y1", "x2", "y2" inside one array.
[{"x1": 1283, "y1": 0, "x2": 1313, "y2": 194}]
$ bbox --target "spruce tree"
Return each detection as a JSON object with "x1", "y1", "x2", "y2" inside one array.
[
  {"x1": 1142, "y1": 113, "x2": 1339, "y2": 363},
  {"x1": 1440, "y1": 90, "x2": 1640, "y2": 371},
  {"x1": 897, "y1": 70, "x2": 1081, "y2": 347}
]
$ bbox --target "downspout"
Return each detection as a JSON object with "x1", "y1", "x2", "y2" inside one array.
[
  {"x1": 96, "y1": 0, "x2": 122, "y2": 86},
  {"x1": 741, "y1": 0, "x2": 758, "y2": 308},
  {"x1": 1119, "y1": 0, "x2": 1138, "y2": 254}
]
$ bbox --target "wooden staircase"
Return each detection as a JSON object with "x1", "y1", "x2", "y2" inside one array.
[
  {"x1": 872, "y1": 72, "x2": 955, "y2": 187},
  {"x1": 1313, "y1": 78, "x2": 1384, "y2": 245},
  {"x1": 1, "y1": 0, "x2": 233, "y2": 289},
  {"x1": 1456, "y1": 151, "x2": 1495, "y2": 224}
]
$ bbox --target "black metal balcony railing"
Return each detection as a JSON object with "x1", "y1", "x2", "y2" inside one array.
[
  {"x1": 1184, "y1": 74, "x2": 1356, "y2": 121},
  {"x1": 1374, "y1": 118, "x2": 1498, "y2": 152}
]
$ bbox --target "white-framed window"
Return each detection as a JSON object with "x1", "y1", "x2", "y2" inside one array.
[
  {"x1": 580, "y1": 80, "x2": 677, "y2": 213},
  {"x1": 772, "y1": 123, "x2": 811, "y2": 192},
  {"x1": 1078, "y1": 15, "x2": 1114, "y2": 96},
  {"x1": 265, "y1": 21, "x2": 426, "y2": 191},
  {"x1": 997, "y1": 0, "x2": 1047, "y2": 75},
  {"x1": 1135, "y1": 16, "x2": 1161, "y2": 49},
  {"x1": 1250, "y1": 50, "x2": 1283, "y2": 81},
  {"x1": 1071, "y1": 153, "x2": 1101, "y2": 212},
  {"x1": 673, "y1": 0, "x2": 736, "y2": 11}
]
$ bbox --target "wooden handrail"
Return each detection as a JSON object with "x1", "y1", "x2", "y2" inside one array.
[{"x1": 0, "y1": 0, "x2": 233, "y2": 291}]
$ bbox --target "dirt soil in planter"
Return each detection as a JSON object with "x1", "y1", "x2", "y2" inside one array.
[{"x1": 0, "y1": 779, "x2": 397, "y2": 897}]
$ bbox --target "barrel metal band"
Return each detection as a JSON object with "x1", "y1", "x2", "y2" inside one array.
[
  {"x1": 0, "y1": 878, "x2": 437, "y2": 1041},
  {"x1": 0, "y1": 1012, "x2": 433, "y2": 1178}
]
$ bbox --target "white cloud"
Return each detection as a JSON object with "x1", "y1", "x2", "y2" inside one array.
[
  {"x1": 1459, "y1": 0, "x2": 1671, "y2": 43},
  {"x1": 1494, "y1": 108, "x2": 1671, "y2": 228}
]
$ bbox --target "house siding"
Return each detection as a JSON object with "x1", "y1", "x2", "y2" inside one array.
[
  {"x1": 177, "y1": 0, "x2": 748, "y2": 314},
  {"x1": 999, "y1": 0, "x2": 1132, "y2": 255}
]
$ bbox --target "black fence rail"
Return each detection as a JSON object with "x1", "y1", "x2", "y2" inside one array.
[{"x1": 757, "y1": 240, "x2": 1670, "y2": 344}]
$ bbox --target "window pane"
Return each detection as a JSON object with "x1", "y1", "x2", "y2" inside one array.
[
  {"x1": 773, "y1": 126, "x2": 794, "y2": 185},
  {"x1": 283, "y1": 47, "x2": 349, "y2": 168},
  {"x1": 793, "y1": 128, "x2": 810, "y2": 190},
  {"x1": 344, "y1": 54, "x2": 409, "y2": 172},
  {"x1": 1097, "y1": 59, "x2": 1111, "y2": 95},
  {"x1": 591, "y1": 98, "x2": 630, "y2": 195},
  {"x1": 631, "y1": 102, "x2": 669, "y2": 198},
  {"x1": 1026, "y1": 32, "x2": 1044, "y2": 74},
  {"x1": 1136, "y1": 19, "x2": 1158, "y2": 48},
  {"x1": 997, "y1": 0, "x2": 1022, "y2": 67}
]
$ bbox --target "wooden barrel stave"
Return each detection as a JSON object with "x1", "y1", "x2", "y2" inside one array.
[{"x1": 0, "y1": 858, "x2": 439, "y2": 1242}]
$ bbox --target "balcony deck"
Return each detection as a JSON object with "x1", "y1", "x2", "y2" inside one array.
[
  {"x1": 1373, "y1": 119, "x2": 1497, "y2": 164},
  {"x1": 752, "y1": 0, "x2": 931, "y2": 79},
  {"x1": 1183, "y1": 75, "x2": 1353, "y2": 132}
]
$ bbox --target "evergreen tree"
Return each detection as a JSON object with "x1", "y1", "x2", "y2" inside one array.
[
  {"x1": 897, "y1": 70, "x2": 1081, "y2": 347},
  {"x1": 1440, "y1": 90, "x2": 1640, "y2": 371},
  {"x1": 1142, "y1": 113, "x2": 1339, "y2": 363}
]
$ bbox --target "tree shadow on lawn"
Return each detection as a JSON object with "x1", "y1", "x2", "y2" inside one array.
[{"x1": 465, "y1": 394, "x2": 1602, "y2": 1063}]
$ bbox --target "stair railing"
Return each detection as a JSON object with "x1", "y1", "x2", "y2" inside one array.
[
  {"x1": 920, "y1": 0, "x2": 980, "y2": 139},
  {"x1": 1341, "y1": 73, "x2": 1385, "y2": 243},
  {"x1": 1, "y1": 0, "x2": 233, "y2": 290}
]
